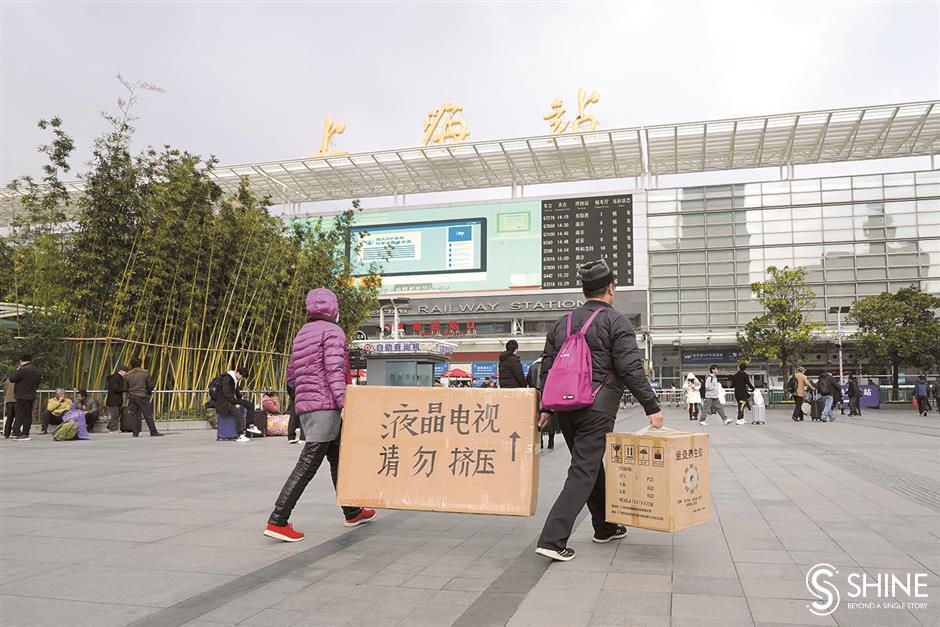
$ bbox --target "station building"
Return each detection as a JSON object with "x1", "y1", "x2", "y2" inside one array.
[{"x1": 204, "y1": 101, "x2": 940, "y2": 388}]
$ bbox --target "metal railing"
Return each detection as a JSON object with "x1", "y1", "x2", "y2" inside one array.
[{"x1": 11, "y1": 389, "x2": 288, "y2": 423}]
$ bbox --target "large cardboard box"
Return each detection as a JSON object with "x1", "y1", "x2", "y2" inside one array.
[
  {"x1": 337, "y1": 385, "x2": 539, "y2": 516},
  {"x1": 605, "y1": 429, "x2": 710, "y2": 532}
]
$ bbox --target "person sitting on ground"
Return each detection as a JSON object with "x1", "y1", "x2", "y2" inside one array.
[
  {"x1": 261, "y1": 391, "x2": 281, "y2": 415},
  {"x1": 75, "y1": 390, "x2": 100, "y2": 433},
  {"x1": 41, "y1": 388, "x2": 71, "y2": 434},
  {"x1": 216, "y1": 366, "x2": 251, "y2": 442}
]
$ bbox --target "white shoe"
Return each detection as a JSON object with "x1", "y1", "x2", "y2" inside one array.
[
  {"x1": 246, "y1": 425, "x2": 262, "y2": 435},
  {"x1": 535, "y1": 547, "x2": 576, "y2": 561},
  {"x1": 698, "y1": 421, "x2": 708, "y2": 426},
  {"x1": 736, "y1": 419, "x2": 745, "y2": 425},
  {"x1": 13, "y1": 436, "x2": 30, "y2": 441},
  {"x1": 288, "y1": 438, "x2": 299, "y2": 444},
  {"x1": 723, "y1": 418, "x2": 733, "y2": 425},
  {"x1": 236, "y1": 434, "x2": 250, "y2": 442}
]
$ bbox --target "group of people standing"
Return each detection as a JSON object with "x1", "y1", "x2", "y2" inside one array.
[{"x1": 683, "y1": 363, "x2": 762, "y2": 426}]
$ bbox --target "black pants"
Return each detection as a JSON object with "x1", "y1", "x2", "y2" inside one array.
[
  {"x1": 287, "y1": 411, "x2": 305, "y2": 441},
  {"x1": 11, "y1": 399, "x2": 34, "y2": 437},
  {"x1": 128, "y1": 395, "x2": 158, "y2": 436},
  {"x1": 3, "y1": 402, "x2": 15, "y2": 437},
  {"x1": 540, "y1": 412, "x2": 555, "y2": 448},
  {"x1": 688, "y1": 403, "x2": 700, "y2": 420},
  {"x1": 107, "y1": 406, "x2": 122, "y2": 431},
  {"x1": 234, "y1": 398, "x2": 255, "y2": 431},
  {"x1": 916, "y1": 396, "x2": 930, "y2": 415},
  {"x1": 85, "y1": 411, "x2": 99, "y2": 432},
  {"x1": 849, "y1": 396, "x2": 861, "y2": 415},
  {"x1": 537, "y1": 409, "x2": 619, "y2": 551},
  {"x1": 792, "y1": 396, "x2": 807, "y2": 421},
  {"x1": 268, "y1": 437, "x2": 360, "y2": 526},
  {"x1": 42, "y1": 410, "x2": 65, "y2": 431},
  {"x1": 736, "y1": 397, "x2": 750, "y2": 421}
]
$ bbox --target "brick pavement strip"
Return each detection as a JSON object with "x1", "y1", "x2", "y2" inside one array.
[{"x1": 0, "y1": 406, "x2": 938, "y2": 626}]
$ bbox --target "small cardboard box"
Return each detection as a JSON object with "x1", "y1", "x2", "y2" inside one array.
[
  {"x1": 605, "y1": 430, "x2": 710, "y2": 532},
  {"x1": 337, "y1": 385, "x2": 539, "y2": 516}
]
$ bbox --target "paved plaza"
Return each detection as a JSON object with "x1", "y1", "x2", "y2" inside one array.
[{"x1": 1, "y1": 405, "x2": 937, "y2": 627}]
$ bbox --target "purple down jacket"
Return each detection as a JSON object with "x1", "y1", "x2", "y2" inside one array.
[{"x1": 287, "y1": 288, "x2": 349, "y2": 414}]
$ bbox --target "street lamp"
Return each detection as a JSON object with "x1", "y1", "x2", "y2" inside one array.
[{"x1": 828, "y1": 306, "x2": 851, "y2": 384}]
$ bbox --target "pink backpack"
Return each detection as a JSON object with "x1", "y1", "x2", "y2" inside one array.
[{"x1": 541, "y1": 309, "x2": 605, "y2": 412}]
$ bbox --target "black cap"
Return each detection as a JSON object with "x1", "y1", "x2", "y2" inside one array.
[{"x1": 579, "y1": 259, "x2": 613, "y2": 291}]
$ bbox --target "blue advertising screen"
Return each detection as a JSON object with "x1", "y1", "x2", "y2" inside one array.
[{"x1": 350, "y1": 218, "x2": 486, "y2": 277}]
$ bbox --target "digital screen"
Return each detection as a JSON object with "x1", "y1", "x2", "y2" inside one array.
[
  {"x1": 350, "y1": 218, "x2": 486, "y2": 277},
  {"x1": 541, "y1": 194, "x2": 634, "y2": 289}
]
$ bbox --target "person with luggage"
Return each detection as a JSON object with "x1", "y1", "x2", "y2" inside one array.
[
  {"x1": 847, "y1": 374, "x2": 862, "y2": 416},
  {"x1": 105, "y1": 365, "x2": 127, "y2": 432},
  {"x1": 233, "y1": 371, "x2": 263, "y2": 437},
  {"x1": 40, "y1": 389, "x2": 71, "y2": 434},
  {"x1": 534, "y1": 259, "x2": 663, "y2": 563},
  {"x1": 124, "y1": 358, "x2": 163, "y2": 437},
  {"x1": 7, "y1": 354, "x2": 42, "y2": 441},
  {"x1": 790, "y1": 367, "x2": 815, "y2": 422},
  {"x1": 914, "y1": 376, "x2": 931, "y2": 416},
  {"x1": 816, "y1": 371, "x2": 836, "y2": 422},
  {"x1": 752, "y1": 388, "x2": 766, "y2": 424},
  {"x1": 527, "y1": 356, "x2": 553, "y2": 449},
  {"x1": 702, "y1": 365, "x2": 729, "y2": 426},
  {"x1": 684, "y1": 372, "x2": 702, "y2": 421},
  {"x1": 264, "y1": 288, "x2": 376, "y2": 542},
  {"x1": 214, "y1": 367, "x2": 251, "y2": 442},
  {"x1": 731, "y1": 363, "x2": 754, "y2": 425}
]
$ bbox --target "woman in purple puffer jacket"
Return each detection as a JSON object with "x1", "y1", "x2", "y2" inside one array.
[{"x1": 264, "y1": 288, "x2": 376, "y2": 542}]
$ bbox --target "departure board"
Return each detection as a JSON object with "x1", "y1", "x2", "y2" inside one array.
[{"x1": 541, "y1": 194, "x2": 633, "y2": 289}]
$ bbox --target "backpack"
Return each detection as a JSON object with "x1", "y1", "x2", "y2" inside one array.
[
  {"x1": 206, "y1": 374, "x2": 225, "y2": 407},
  {"x1": 787, "y1": 376, "x2": 797, "y2": 394},
  {"x1": 541, "y1": 309, "x2": 605, "y2": 412},
  {"x1": 53, "y1": 421, "x2": 78, "y2": 441},
  {"x1": 817, "y1": 377, "x2": 831, "y2": 396}
]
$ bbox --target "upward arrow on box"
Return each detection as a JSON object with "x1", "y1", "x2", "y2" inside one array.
[{"x1": 510, "y1": 431, "x2": 520, "y2": 462}]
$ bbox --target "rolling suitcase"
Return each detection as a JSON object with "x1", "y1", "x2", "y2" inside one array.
[
  {"x1": 216, "y1": 414, "x2": 237, "y2": 441},
  {"x1": 811, "y1": 397, "x2": 823, "y2": 421},
  {"x1": 120, "y1": 406, "x2": 134, "y2": 432}
]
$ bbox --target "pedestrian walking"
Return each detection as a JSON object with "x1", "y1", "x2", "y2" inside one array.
[
  {"x1": 684, "y1": 372, "x2": 702, "y2": 421},
  {"x1": 847, "y1": 374, "x2": 862, "y2": 416},
  {"x1": 731, "y1": 363, "x2": 754, "y2": 425},
  {"x1": 2, "y1": 375, "x2": 15, "y2": 439},
  {"x1": 7, "y1": 354, "x2": 41, "y2": 441},
  {"x1": 932, "y1": 379, "x2": 940, "y2": 416},
  {"x1": 914, "y1": 376, "x2": 931, "y2": 416},
  {"x1": 789, "y1": 367, "x2": 814, "y2": 422},
  {"x1": 124, "y1": 358, "x2": 163, "y2": 437},
  {"x1": 702, "y1": 365, "x2": 730, "y2": 426},
  {"x1": 264, "y1": 288, "x2": 376, "y2": 542},
  {"x1": 816, "y1": 371, "x2": 836, "y2": 422},
  {"x1": 534, "y1": 259, "x2": 663, "y2": 562},
  {"x1": 105, "y1": 365, "x2": 127, "y2": 432}
]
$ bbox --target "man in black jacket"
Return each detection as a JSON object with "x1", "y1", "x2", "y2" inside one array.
[
  {"x1": 535, "y1": 260, "x2": 663, "y2": 562},
  {"x1": 847, "y1": 374, "x2": 861, "y2": 416},
  {"x1": 8, "y1": 354, "x2": 42, "y2": 441},
  {"x1": 105, "y1": 365, "x2": 127, "y2": 432},
  {"x1": 731, "y1": 363, "x2": 755, "y2": 425},
  {"x1": 216, "y1": 367, "x2": 250, "y2": 442},
  {"x1": 498, "y1": 340, "x2": 527, "y2": 388}
]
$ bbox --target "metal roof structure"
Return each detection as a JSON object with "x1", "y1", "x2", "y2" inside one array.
[{"x1": 2, "y1": 100, "x2": 937, "y2": 211}]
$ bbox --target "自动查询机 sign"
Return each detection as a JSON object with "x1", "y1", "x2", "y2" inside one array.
[{"x1": 337, "y1": 386, "x2": 539, "y2": 516}]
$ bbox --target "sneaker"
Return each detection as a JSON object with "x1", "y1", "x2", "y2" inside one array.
[
  {"x1": 344, "y1": 509, "x2": 377, "y2": 527},
  {"x1": 593, "y1": 525, "x2": 628, "y2": 543},
  {"x1": 246, "y1": 425, "x2": 262, "y2": 435},
  {"x1": 288, "y1": 438, "x2": 299, "y2": 444},
  {"x1": 736, "y1": 419, "x2": 745, "y2": 425},
  {"x1": 535, "y1": 547, "x2": 576, "y2": 562},
  {"x1": 698, "y1": 421, "x2": 709, "y2": 426},
  {"x1": 12, "y1": 435, "x2": 30, "y2": 441},
  {"x1": 723, "y1": 418, "x2": 733, "y2": 425},
  {"x1": 236, "y1": 434, "x2": 250, "y2": 442},
  {"x1": 263, "y1": 522, "x2": 304, "y2": 542},
  {"x1": 150, "y1": 432, "x2": 164, "y2": 437}
]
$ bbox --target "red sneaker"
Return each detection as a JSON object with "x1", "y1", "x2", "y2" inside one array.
[
  {"x1": 263, "y1": 522, "x2": 304, "y2": 542},
  {"x1": 344, "y1": 509, "x2": 377, "y2": 528}
]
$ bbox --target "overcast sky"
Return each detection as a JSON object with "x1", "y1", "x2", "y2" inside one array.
[{"x1": 2, "y1": 1, "x2": 938, "y2": 188}]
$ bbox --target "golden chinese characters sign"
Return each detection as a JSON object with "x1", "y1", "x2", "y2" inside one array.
[
  {"x1": 310, "y1": 116, "x2": 347, "y2": 157},
  {"x1": 422, "y1": 102, "x2": 471, "y2": 145},
  {"x1": 543, "y1": 88, "x2": 600, "y2": 134}
]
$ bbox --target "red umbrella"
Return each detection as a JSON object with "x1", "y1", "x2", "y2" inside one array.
[{"x1": 443, "y1": 368, "x2": 471, "y2": 378}]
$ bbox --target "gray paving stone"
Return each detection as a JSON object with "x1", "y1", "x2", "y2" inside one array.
[
  {"x1": 672, "y1": 574, "x2": 743, "y2": 596},
  {"x1": 602, "y1": 572, "x2": 672, "y2": 592},
  {"x1": 0, "y1": 595, "x2": 154, "y2": 626},
  {"x1": 748, "y1": 597, "x2": 838, "y2": 625},
  {"x1": 671, "y1": 593, "x2": 753, "y2": 622},
  {"x1": 590, "y1": 590, "x2": 672, "y2": 617}
]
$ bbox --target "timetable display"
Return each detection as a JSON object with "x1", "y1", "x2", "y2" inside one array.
[{"x1": 541, "y1": 194, "x2": 633, "y2": 289}]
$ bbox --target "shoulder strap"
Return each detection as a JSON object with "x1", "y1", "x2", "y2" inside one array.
[
  {"x1": 565, "y1": 312, "x2": 574, "y2": 338},
  {"x1": 578, "y1": 308, "x2": 605, "y2": 335}
]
